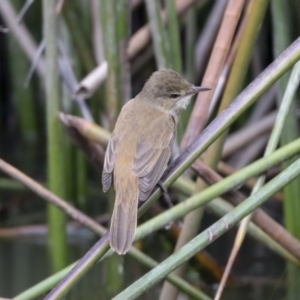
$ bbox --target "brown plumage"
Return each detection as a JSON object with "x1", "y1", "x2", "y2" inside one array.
[{"x1": 102, "y1": 69, "x2": 210, "y2": 254}]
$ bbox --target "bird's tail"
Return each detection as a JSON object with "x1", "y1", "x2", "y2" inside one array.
[{"x1": 109, "y1": 176, "x2": 139, "y2": 255}]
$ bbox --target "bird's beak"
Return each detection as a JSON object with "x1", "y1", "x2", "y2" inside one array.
[{"x1": 187, "y1": 86, "x2": 211, "y2": 96}]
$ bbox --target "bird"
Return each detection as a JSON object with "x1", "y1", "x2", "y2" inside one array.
[{"x1": 102, "y1": 69, "x2": 210, "y2": 254}]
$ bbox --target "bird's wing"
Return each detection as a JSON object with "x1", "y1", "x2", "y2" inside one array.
[
  {"x1": 102, "y1": 100, "x2": 135, "y2": 193},
  {"x1": 132, "y1": 115, "x2": 175, "y2": 201},
  {"x1": 102, "y1": 135, "x2": 118, "y2": 192}
]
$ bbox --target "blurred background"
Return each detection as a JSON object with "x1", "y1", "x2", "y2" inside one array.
[{"x1": 0, "y1": 0, "x2": 300, "y2": 299}]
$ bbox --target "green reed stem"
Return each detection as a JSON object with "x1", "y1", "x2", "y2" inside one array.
[
  {"x1": 43, "y1": 0, "x2": 67, "y2": 272},
  {"x1": 145, "y1": 0, "x2": 170, "y2": 69},
  {"x1": 271, "y1": 1, "x2": 300, "y2": 299},
  {"x1": 166, "y1": 0, "x2": 182, "y2": 73}
]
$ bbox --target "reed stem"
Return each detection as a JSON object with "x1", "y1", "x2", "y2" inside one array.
[{"x1": 43, "y1": 0, "x2": 67, "y2": 272}]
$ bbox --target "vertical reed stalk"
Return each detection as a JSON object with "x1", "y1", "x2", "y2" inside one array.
[
  {"x1": 116, "y1": 0, "x2": 131, "y2": 103},
  {"x1": 185, "y1": 7, "x2": 196, "y2": 82},
  {"x1": 62, "y1": 2, "x2": 95, "y2": 73},
  {"x1": 61, "y1": 22, "x2": 77, "y2": 205},
  {"x1": 101, "y1": 0, "x2": 121, "y2": 128},
  {"x1": 166, "y1": 0, "x2": 182, "y2": 74},
  {"x1": 176, "y1": 6, "x2": 196, "y2": 141},
  {"x1": 271, "y1": 1, "x2": 300, "y2": 299},
  {"x1": 43, "y1": 0, "x2": 67, "y2": 272},
  {"x1": 145, "y1": 0, "x2": 170, "y2": 69}
]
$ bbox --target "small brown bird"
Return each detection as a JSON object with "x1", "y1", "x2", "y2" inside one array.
[{"x1": 102, "y1": 69, "x2": 210, "y2": 254}]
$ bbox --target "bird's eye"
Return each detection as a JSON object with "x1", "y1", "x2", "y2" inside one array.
[{"x1": 170, "y1": 93, "x2": 180, "y2": 99}]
